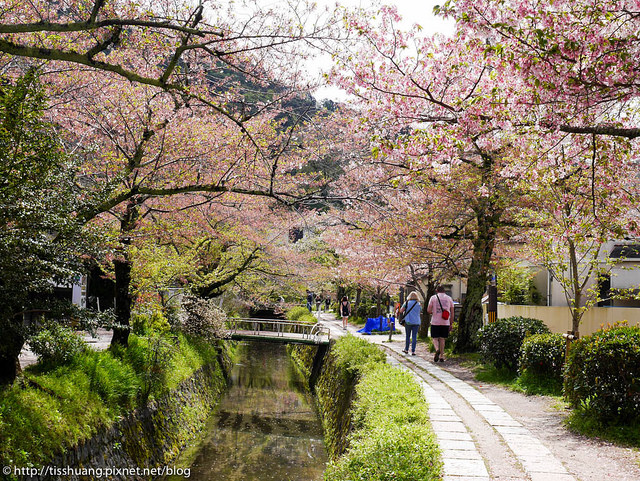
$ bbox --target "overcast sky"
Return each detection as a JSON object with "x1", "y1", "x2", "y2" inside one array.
[{"x1": 311, "y1": 0, "x2": 455, "y2": 101}]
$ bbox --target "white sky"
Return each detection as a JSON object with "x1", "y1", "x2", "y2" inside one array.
[{"x1": 311, "y1": 0, "x2": 455, "y2": 101}]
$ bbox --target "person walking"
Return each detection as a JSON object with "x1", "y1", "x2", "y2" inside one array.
[
  {"x1": 427, "y1": 286, "x2": 454, "y2": 362},
  {"x1": 339, "y1": 296, "x2": 351, "y2": 330},
  {"x1": 399, "y1": 291, "x2": 421, "y2": 355},
  {"x1": 306, "y1": 290, "x2": 314, "y2": 313}
]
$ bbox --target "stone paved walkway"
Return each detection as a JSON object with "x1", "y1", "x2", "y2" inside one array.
[{"x1": 317, "y1": 312, "x2": 576, "y2": 481}]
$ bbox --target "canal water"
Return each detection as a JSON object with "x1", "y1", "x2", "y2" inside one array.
[{"x1": 170, "y1": 341, "x2": 327, "y2": 480}]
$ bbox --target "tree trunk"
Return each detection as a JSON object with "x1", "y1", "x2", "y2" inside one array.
[
  {"x1": 455, "y1": 213, "x2": 497, "y2": 353},
  {"x1": 419, "y1": 282, "x2": 436, "y2": 339},
  {"x1": 0, "y1": 317, "x2": 24, "y2": 385},
  {"x1": 336, "y1": 285, "x2": 345, "y2": 307},
  {"x1": 111, "y1": 256, "x2": 132, "y2": 346},
  {"x1": 109, "y1": 200, "x2": 140, "y2": 348},
  {"x1": 568, "y1": 240, "x2": 582, "y2": 335}
]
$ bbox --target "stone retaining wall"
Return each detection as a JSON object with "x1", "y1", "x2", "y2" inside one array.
[{"x1": 289, "y1": 342, "x2": 356, "y2": 460}]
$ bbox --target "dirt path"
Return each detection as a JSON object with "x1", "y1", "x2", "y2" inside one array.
[{"x1": 442, "y1": 357, "x2": 640, "y2": 481}]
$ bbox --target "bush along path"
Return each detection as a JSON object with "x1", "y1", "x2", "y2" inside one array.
[{"x1": 317, "y1": 312, "x2": 640, "y2": 481}]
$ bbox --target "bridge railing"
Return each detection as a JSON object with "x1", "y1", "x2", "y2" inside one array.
[{"x1": 226, "y1": 318, "x2": 330, "y2": 344}]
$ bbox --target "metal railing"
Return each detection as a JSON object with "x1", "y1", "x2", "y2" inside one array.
[{"x1": 226, "y1": 318, "x2": 330, "y2": 344}]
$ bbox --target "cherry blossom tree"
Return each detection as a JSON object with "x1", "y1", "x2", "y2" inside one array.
[
  {"x1": 0, "y1": 0, "x2": 346, "y2": 346},
  {"x1": 328, "y1": 1, "x2": 640, "y2": 350},
  {"x1": 516, "y1": 133, "x2": 639, "y2": 332},
  {"x1": 327, "y1": 6, "x2": 536, "y2": 350},
  {"x1": 441, "y1": 0, "x2": 640, "y2": 139}
]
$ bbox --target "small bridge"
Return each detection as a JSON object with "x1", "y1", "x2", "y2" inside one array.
[{"x1": 226, "y1": 318, "x2": 331, "y2": 345}]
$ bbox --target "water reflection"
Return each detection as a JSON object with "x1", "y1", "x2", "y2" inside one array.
[{"x1": 174, "y1": 342, "x2": 327, "y2": 481}]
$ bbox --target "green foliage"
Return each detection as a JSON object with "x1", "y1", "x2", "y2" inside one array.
[
  {"x1": 324, "y1": 362, "x2": 441, "y2": 481},
  {"x1": 28, "y1": 323, "x2": 88, "y2": 367},
  {"x1": 131, "y1": 309, "x2": 171, "y2": 335},
  {"x1": 114, "y1": 333, "x2": 174, "y2": 403},
  {"x1": 513, "y1": 369, "x2": 563, "y2": 396},
  {"x1": 354, "y1": 299, "x2": 377, "y2": 322},
  {"x1": 0, "y1": 367, "x2": 111, "y2": 468},
  {"x1": 287, "y1": 306, "x2": 311, "y2": 320},
  {"x1": 75, "y1": 350, "x2": 140, "y2": 411},
  {"x1": 317, "y1": 335, "x2": 441, "y2": 481},
  {"x1": 298, "y1": 313, "x2": 317, "y2": 324},
  {"x1": 474, "y1": 364, "x2": 518, "y2": 386},
  {"x1": 464, "y1": 354, "x2": 562, "y2": 396},
  {"x1": 0, "y1": 334, "x2": 221, "y2": 469},
  {"x1": 518, "y1": 333, "x2": 565, "y2": 381},
  {"x1": 333, "y1": 335, "x2": 386, "y2": 376},
  {"x1": 564, "y1": 325, "x2": 640, "y2": 422},
  {"x1": 478, "y1": 316, "x2": 550, "y2": 371},
  {"x1": 164, "y1": 334, "x2": 220, "y2": 391},
  {"x1": 0, "y1": 71, "x2": 106, "y2": 384},
  {"x1": 497, "y1": 263, "x2": 543, "y2": 305}
]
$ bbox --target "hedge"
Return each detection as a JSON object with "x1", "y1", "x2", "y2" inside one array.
[
  {"x1": 564, "y1": 325, "x2": 640, "y2": 421},
  {"x1": 519, "y1": 332, "x2": 565, "y2": 381},
  {"x1": 478, "y1": 316, "x2": 550, "y2": 371}
]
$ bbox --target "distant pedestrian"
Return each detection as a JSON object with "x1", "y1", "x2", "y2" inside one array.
[
  {"x1": 399, "y1": 291, "x2": 421, "y2": 355},
  {"x1": 325, "y1": 297, "x2": 331, "y2": 311},
  {"x1": 427, "y1": 286, "x2": 454, "y2": 362},
  {"x1": 306, "y1": 290, "x2": 314, "y2": 312},
  {"x1": 316, "y1": 295, "x2": 322, "y2": 312},
  {"x1": 339, "y1": 296, "x2": 351, "y2": 330}
]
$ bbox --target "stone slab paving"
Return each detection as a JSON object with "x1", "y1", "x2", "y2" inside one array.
[
  {"x1": 386, "y1": 354, "x2": 490, "y2": 481},
  {"x1": 391, "y1": 343, "x2": 576, "y2": 481},
  {"x1": 317, "y1": 313, "x2": 577, "y2": 481}
]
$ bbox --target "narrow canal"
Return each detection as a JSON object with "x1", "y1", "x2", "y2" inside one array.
[{"x1": 171, "y1": 341, "x2": 328, "y2": 480}]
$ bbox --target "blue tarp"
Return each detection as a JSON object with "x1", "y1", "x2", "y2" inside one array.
[{"x1": 357, "y1": 316, "x2": 395, "y2": 334}]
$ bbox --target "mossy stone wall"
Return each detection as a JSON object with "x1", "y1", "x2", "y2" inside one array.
[{"x1": 289, "y1": 342, "x2": 356, "y2": 460}]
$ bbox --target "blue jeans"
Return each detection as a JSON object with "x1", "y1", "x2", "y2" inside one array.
[{"x1": 405, "y1": 324, "x2": 419, "y2": 353}]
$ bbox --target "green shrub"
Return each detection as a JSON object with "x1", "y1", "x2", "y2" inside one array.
[
  {"x1": 564, "y1": 325, "x2": 640, "y2": 422},
  {"x1": 354, "y1": 300, "x2": 377, "y2": 323},
  {"x1": 519, "y1": 333, "x2": 565, "y2": 380},
  {"x1": 28, "y1": 323, "x2": 88, "y2": 366},
  {"x1": 131, "y1": 309, "x2": 170, "y2": 335},
  {"x1": 478, "y1": 316, "x2": 549, "y2": 371},
  {"x1": 287, "y1": 306, "x2": 311, "y2": 320}
]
